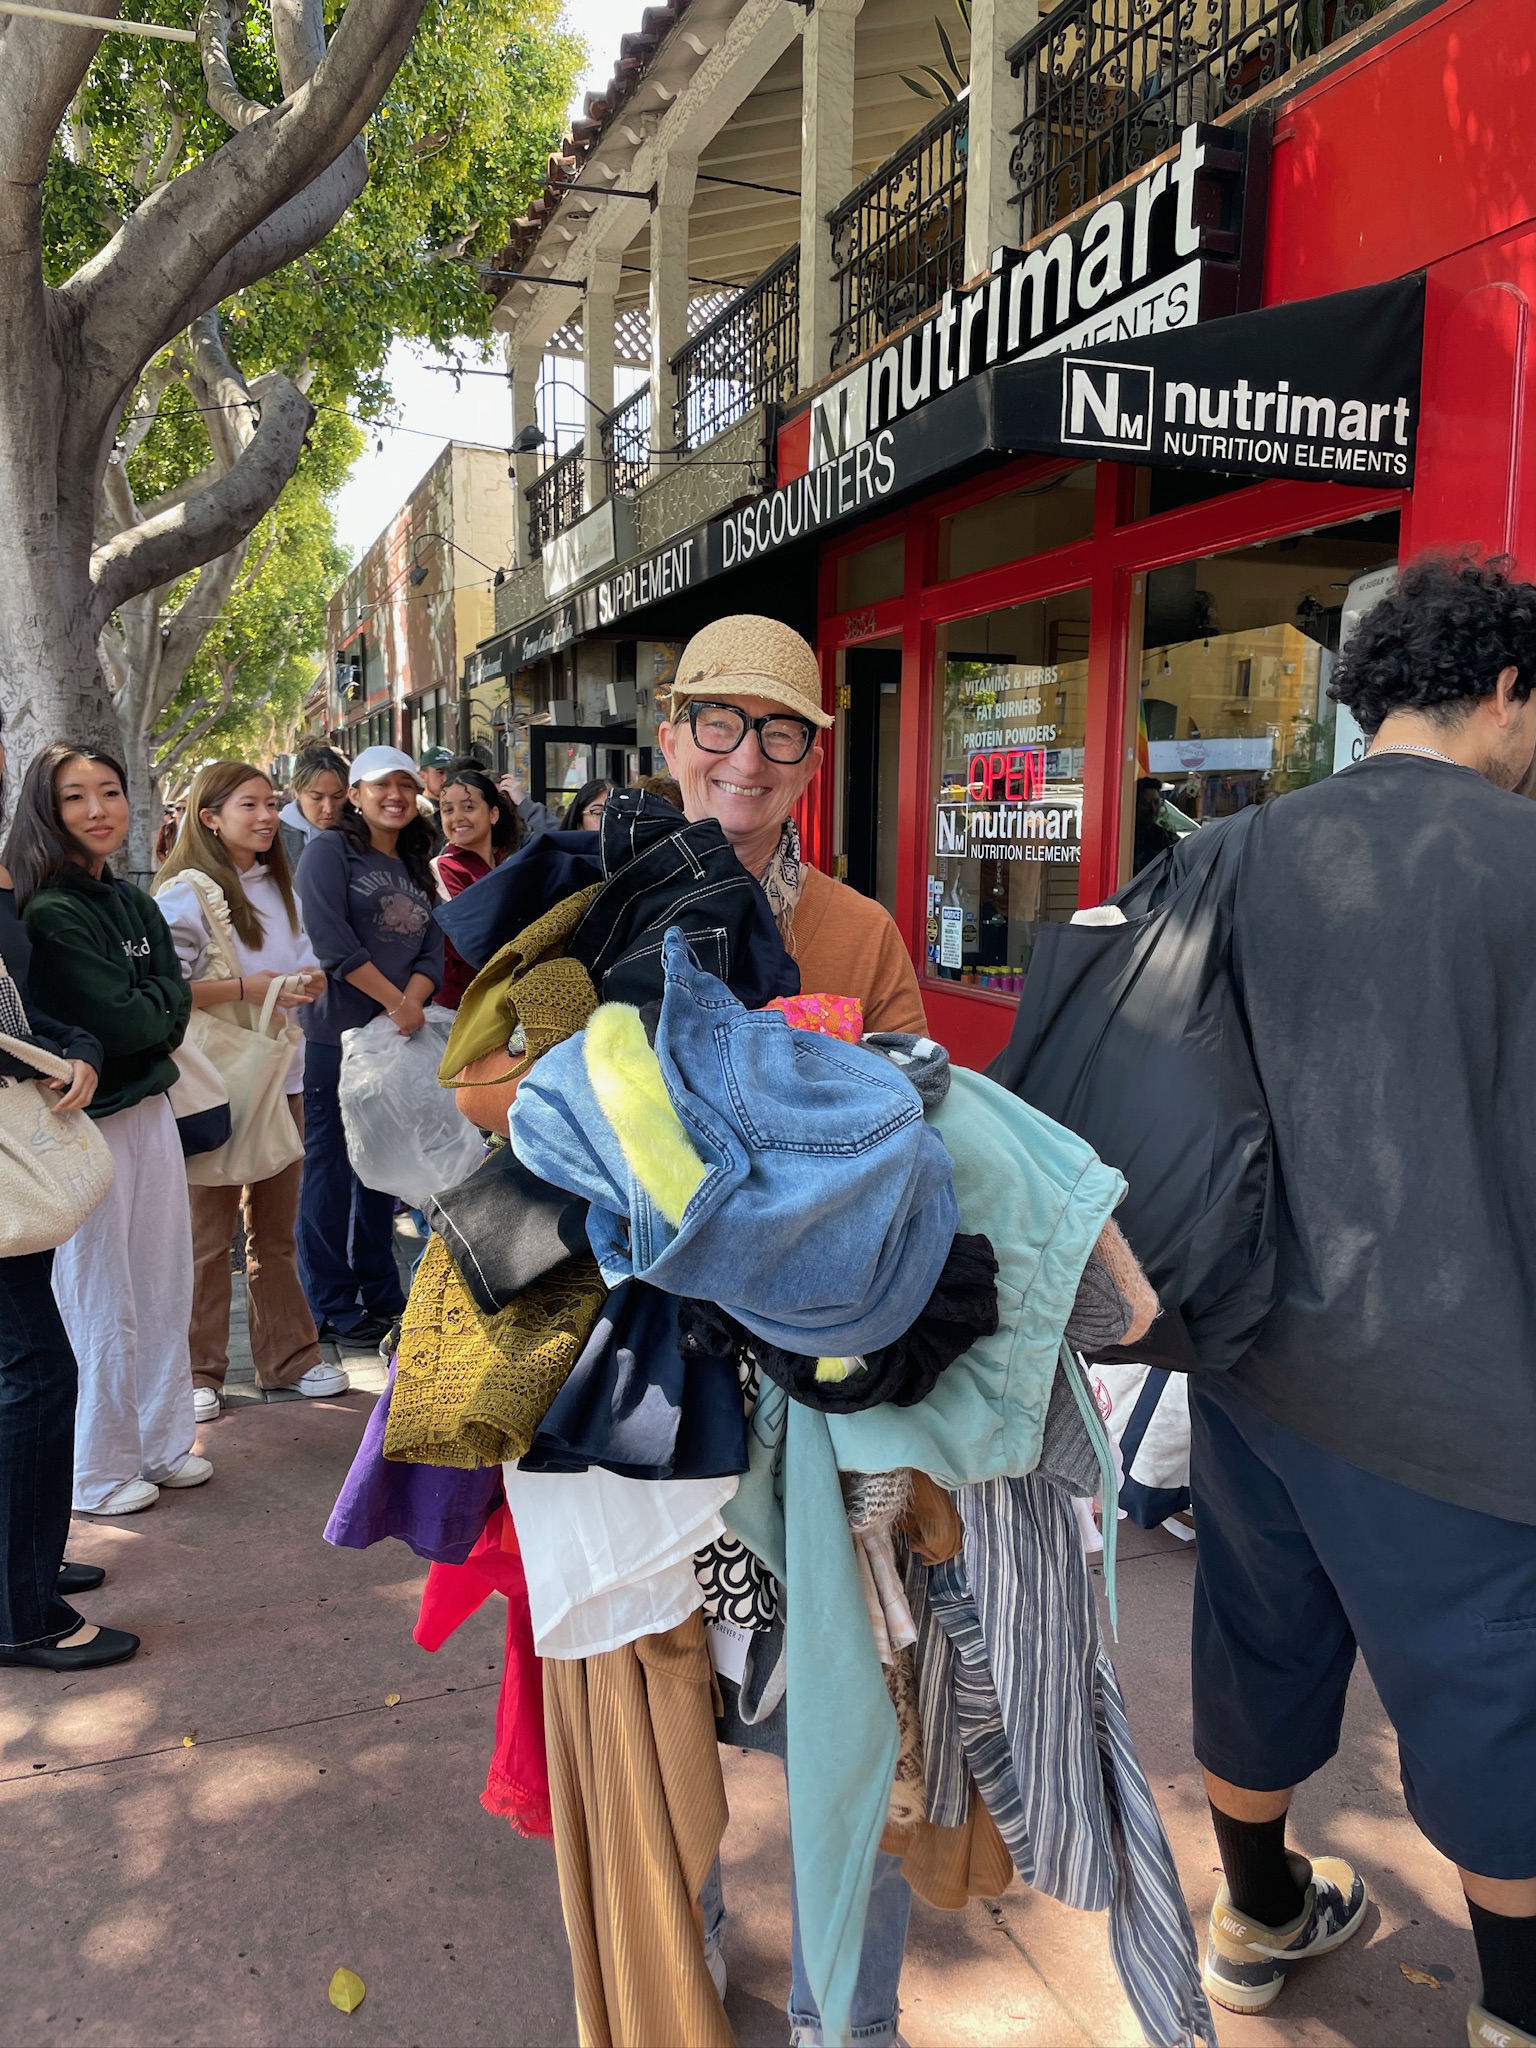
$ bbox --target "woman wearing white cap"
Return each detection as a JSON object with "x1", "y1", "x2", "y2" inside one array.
[{"x1": 293, "y1": 746, "x2": 444, "y2": 1345}]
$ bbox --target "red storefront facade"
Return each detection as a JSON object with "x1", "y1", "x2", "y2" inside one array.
[{"x1": 788, "y1": 0, "x2": 1536, "y2": 1070}]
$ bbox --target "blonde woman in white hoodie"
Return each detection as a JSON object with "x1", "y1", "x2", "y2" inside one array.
[{"x1": 155, "y1": 762, "x2": 347, "y2": 1421}]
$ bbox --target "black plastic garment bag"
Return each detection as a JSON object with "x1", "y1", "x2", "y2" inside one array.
[{"x1": 988, "y1": 808, "x2": 1274, "y2": 1374}]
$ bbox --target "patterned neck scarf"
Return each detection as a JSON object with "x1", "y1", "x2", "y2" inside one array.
[{"x1": 756, "y1": 819, "x2": 804, "y2": 939}]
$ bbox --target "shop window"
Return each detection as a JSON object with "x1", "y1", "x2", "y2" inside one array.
[
  {"x1": 927, "y1": 595, "x2": 1089, "y2": 992},
  {"x1": 937, "y1": 466, "x2": 1095, "y2": 582},
  {"x1": 836, "y1": 536, "x2": 905, "y2": 611},
  {"x1": 1133, "y1": 514, "x2": 1400, "y2": 871}
]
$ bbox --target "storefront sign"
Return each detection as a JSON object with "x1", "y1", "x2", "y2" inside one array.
[
  {"x1": 935, "y1": 798, "x2": 1082, "y2": 862},
  {"x1": 808, "y1": 125, "x2": 1247, "y2": 466},
  {"x1": 1010, "y1": 275, "x2": 1425, "y2": 484},
  {"x1": 594, "y1": 531, "x2": 708, "y2": 625},
  {"x1": 543, "y1": 495, "x2": 637, "y2": 601},
  {"x1": 511, "y1": 601, "x2": 582, "y2": 666}
]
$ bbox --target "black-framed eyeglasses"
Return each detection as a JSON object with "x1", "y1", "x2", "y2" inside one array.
[{"x1": 683, "y1": 700, "x2": 817, "y2": 765}]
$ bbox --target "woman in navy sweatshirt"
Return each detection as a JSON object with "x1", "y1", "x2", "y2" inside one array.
[{"x1": 294, "y1": 746, "x2": 444, "y2": 1344}]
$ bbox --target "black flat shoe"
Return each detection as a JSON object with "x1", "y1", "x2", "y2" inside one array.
[
  {"x1": 0, "y1": 1625, "x2": 139, "y2": 1671},
  {"x1": 58, "y1": 1562, "x2": 106, "y2": 1595}
]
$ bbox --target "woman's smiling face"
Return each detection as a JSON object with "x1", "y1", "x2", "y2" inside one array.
[
  {"x1": 57, "y1": 755, "x2": 130, "y2": 866},
  {"x1": 658, "y1": 694, "x2": 823, "y2": 852}
]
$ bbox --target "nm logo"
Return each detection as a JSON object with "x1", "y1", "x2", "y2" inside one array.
[{"x1": 1059, "y1": 360, "x2": 1155, "y2": 452}]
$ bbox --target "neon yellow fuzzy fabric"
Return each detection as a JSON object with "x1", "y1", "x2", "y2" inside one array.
[{"x1": 582, "y1": 1003, "x2": 707, "y2": 1226}]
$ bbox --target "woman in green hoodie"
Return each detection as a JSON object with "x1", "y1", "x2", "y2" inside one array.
[{"x1": 5, "y1": 745, "x2": 210, "y2": 1516}]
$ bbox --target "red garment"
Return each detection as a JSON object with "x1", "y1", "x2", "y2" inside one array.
[
  {"x1": 413, "y1": 1503, "x2": 551, "y2": 1838},
  {"x1": 434, "y1": 844, "x2": 493, "y2": 1011}
]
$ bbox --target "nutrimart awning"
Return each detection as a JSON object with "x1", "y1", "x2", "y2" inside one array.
[{"x1": 486, "y1": 274, "x2": 1424, "y2": 655}]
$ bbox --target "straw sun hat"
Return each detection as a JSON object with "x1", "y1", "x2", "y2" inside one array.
[{"x1": 668, "y1": 615, "x2": 833, "y2": 728}]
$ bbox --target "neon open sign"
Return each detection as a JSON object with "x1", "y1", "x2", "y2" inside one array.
[{"x1": 968, "y1": 746, "x2": 1047, "y2": 803}]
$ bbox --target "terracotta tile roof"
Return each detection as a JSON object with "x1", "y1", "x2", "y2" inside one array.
[{"x1": 492, "y1": 0, "x2": 692, "y2": 284}]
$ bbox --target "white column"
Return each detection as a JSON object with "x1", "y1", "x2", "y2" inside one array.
[
  {"x1": 965, "y1": 0, "x2": 1039, "y2": 274},
  {"x1": 649, "y1": 152, "x2": 697, "y2": 470},
  {"x1": 798, "y1": 0, "x2": 864, "y2": 392},
  {"x1": 582, "y1": 252, "x2": 621, "y2": 510},
  {"x1": 511, "y1": 342, "x2": 542, "y2": 566}
]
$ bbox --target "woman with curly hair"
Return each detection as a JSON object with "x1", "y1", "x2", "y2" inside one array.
[{"x1": 1188, "y1": 553, "x2": 1536, "y2": 2041}]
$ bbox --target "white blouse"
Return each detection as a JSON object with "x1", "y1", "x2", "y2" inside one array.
[{"x1": 157, "y1": 864, "x2": 321, "y2": 1092}]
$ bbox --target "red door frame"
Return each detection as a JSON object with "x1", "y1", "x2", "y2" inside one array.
[{"x1": 817, "y1": 460, "x2": 1406, "y2": 1069}]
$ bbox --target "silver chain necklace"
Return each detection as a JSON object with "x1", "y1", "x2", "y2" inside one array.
[{"x1": 1368, "y1": 742, "x2": 1464, "y2": 768}]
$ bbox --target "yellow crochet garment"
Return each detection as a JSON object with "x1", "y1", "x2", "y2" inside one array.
[{"x1": 384, "y1": 1233, "x2": 607, "y2": 1468}]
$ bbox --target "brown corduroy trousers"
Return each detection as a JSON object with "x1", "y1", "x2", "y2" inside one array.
[
  {"x1": 188, "y1": 1096, "x2": 320, "y2": 1392},
  {"x1": 543, "y1": 1610, "x2": 734, "y2": 2048}
]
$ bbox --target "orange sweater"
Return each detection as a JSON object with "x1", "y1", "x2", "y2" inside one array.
[{"x1": 786, "y1": 865, "x2": 928, "y2": 1036}]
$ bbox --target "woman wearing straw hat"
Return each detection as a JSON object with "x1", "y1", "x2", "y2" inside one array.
[{"x1": 658, "y1": 612, "x2": 924, "y2": 2046}]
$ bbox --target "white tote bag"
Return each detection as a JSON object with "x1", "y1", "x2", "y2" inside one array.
[
  {"x1": 0, "y1": 970, "x2": 115, "y2": 1257},
  {"x1": 162, "y1": 871, "x2": 306, "y2": 1190}
]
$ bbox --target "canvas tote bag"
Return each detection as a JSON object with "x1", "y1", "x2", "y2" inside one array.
[
  {"x1": 0, "y1": 966, "x2": 115, "y2": 1257},
  {"x1": 166, "y1": 870, "x2": 306, "y2": 1190}
]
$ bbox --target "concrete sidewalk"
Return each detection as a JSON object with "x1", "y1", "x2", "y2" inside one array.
[{"x1": 1, "y1": 1308, "x2": 1476, "y2": 2047}]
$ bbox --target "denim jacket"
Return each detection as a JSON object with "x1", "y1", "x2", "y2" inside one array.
[{"x1": 508, "y1": 931, "x2": 959, "y2": 1355}]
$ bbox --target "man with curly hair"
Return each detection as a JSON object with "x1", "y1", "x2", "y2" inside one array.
[{"x1": 1190, "y1": 553, "x2": 1536, "y2": 2048}]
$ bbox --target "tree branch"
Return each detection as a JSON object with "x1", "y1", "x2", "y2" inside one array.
[
  {"x1": 271, "y1": 0, "x2": 326, "y2": 94},
  {"x1": 156, "y1": 670, "x2": 236, "y2": 774},
  {"x1": 0, "y1": 0, "x2": 113, "y2": 188},
  {"x1": 88, "y1": 375, "x2": 312, "y2": 635},
  {"x1": 139, "y1": 463, "x2": 222, "y2": 523},
  {"x1": 63, "y1": 0, "x2": 428, "y2": 400},
  {"x1": 99, "y1": 621, "x2": 128, "y2": 701},
  {"x1": 198, "y1": 0, "x2": 270, "y2": 132},
  {"x1": 157, "y1": 541, "x2": 247, "y2": 699}
]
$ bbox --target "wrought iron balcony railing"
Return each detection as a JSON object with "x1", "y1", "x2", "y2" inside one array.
[
  {"x1": 1009, "y1": 0, "x2": 1380, "y2": 240},
  {"x1": 828, "y1": 97, "x2": 969, "y2": 372},
  {"x1": 525, "y1": 441, "x2": 586, "y2": 557},
  {"x1": 672, "y1": 245, "x2": 800, "y2": 452},
  {"x1": 601, "y1": 384, "x2": 652, "y2": 496}
]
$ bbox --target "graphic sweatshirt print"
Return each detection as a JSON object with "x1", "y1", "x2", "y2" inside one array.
[
  {"x1": 22, "y1": 867, "x2": 191, "y2": 1118},
  {"x1": 295, "y1": 828, "x2": 445, "y2": 1046}
]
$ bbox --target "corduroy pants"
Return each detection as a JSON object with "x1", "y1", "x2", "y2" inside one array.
[{"x1": 543, "y1": 1610, "x2": 732, "y2": 2048}]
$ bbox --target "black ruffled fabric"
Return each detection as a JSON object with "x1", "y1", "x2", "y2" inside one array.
[{"x1": 678, "y1": 1233, "x2": 999, "y2": 1414}]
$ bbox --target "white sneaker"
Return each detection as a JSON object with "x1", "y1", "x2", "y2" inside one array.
[
  {"x1": 192, "y1": 1387, "x2": 221, "y2": 1423},
  {"x1": 87, "y1": 1478, "x2": 159, "y2": 1515},
  {"x1": 297, "y1": 1361, "x2": 350, "y2": 1399},
  {"x1": 160, "y1": 1454, "x2": 213, "y2": 1489}
]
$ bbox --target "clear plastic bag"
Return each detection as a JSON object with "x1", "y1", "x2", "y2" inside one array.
[{"x1": 338, "y1": 1008, "x2": 484, "y2": 1209}]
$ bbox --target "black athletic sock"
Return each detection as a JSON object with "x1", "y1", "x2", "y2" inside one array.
[
  {"x1": 1469, "y1": 1900, "x2": 1536, "y2": 2035},
  {"x1": 1209, "y1": 1805, "x2": 1307, "y2": 1929}
]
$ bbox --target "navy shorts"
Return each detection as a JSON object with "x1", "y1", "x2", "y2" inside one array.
[{"x1": 1188, "y1": 1379, "x2": 1536, "y2": 1880}]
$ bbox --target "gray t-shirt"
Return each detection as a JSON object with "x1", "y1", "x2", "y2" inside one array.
[{"x1": 1226, "y1": 752, "x2": 1536, "y2": 1524}]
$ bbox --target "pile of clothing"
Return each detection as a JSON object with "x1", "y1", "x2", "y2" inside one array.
[{"x1": 326, "y1": 791, "x2": 1211, "y2": 2048}]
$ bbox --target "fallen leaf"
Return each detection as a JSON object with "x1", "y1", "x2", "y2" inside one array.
[
  {"x1": 182, "y1": 1734, "x2": 196, "y2": 1748},
  {"x1": 384, "y1": 1693, "x2": 401, "y2": 1708},
  {"x1": 328, "y1": 1967, "x2": 366, "y2": 2014},
  {"x1": 1399, "y1": 1963, "x2": 1451, "y2": 1989}
]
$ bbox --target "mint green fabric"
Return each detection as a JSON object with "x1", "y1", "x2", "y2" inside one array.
[
  {"x1": 829, "y1": 1067, "x2": 1126, "y2": 1486},
  {"x1": 722, "y1": 1065, "x2": 1125, "y2": 2045}
]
